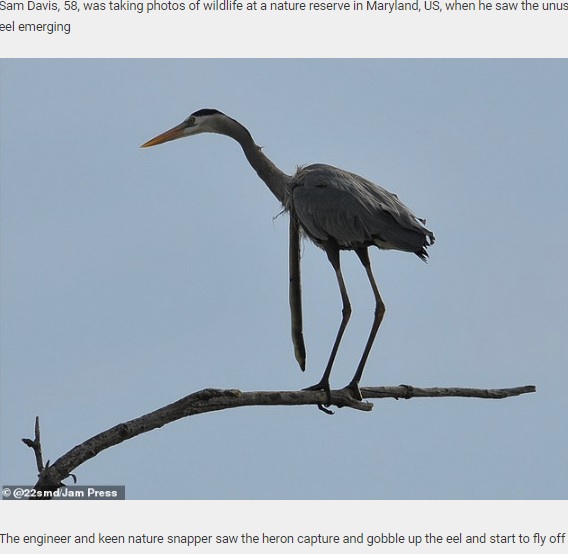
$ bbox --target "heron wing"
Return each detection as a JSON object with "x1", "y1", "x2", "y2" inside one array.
[{"x1": 291, "y1": 164, "x2": 434, "y2": 254}]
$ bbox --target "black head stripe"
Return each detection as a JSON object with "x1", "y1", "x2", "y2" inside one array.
[{"x1": 191, "y1": 108, "x2": 223, "y2": 117}]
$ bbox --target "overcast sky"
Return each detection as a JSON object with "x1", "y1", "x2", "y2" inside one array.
[{"x1": 1, "y1": 59, "x2": 566, "y2": 500}]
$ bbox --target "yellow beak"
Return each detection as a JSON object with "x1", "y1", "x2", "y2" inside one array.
[{"x1": 141, "y1": 123, "x2": 186, "y2": 148}]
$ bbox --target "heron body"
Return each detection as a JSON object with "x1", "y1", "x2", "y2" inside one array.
[
  {"x1": 142, "y1": 109, "x2": 434, "y2": 404},
  {"x1": 289, "y1": 163, "x2": 432, "y2": 259}
]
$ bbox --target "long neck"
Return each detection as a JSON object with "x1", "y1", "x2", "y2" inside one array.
[{"x1": 218, "y1": 117, "x2": 291, "y2": 205}]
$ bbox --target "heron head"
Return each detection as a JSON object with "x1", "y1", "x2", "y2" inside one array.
[{"x1": 141, "y1": 109, "x2": 226, "y2": 148}]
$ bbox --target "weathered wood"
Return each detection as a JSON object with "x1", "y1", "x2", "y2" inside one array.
[{"x1": 24, "y1": 384, "x2": 536, "y2": 495}]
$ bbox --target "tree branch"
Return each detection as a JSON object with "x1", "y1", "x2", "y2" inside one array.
[{"x1": 24, "y1": 384, "x2": 536, "y2": 494}]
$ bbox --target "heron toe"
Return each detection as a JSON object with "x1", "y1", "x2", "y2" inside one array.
[
  {"x1": 303, "y1": 380, "x2": 333, "y2": 407},
  {"x1": 342, "y1": 381, "x2": 363, "y2": 401}
]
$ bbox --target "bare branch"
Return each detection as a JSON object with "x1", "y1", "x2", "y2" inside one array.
[
  {"x1": 361, "y1": 384, "x2": 537, "y2": 400},
  {"x1": 29, "y1": 384, "x2": 536, "y2": 494}
]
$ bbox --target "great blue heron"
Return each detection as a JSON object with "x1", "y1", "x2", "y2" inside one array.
[{"x1": 142, "y1": 108, "x2": 434, "y2": 405}]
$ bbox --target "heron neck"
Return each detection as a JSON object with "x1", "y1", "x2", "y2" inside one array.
[{"x1": 221, "y1": 119, "x2": 290, "y2": 205}]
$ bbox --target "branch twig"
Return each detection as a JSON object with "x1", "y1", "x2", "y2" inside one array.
[
  {"x1": 21, "y1": 416, "x2": 44, "y2": 474},
  {"x1": 25, "y1": 384, "x2": 536, "y2": 494}
]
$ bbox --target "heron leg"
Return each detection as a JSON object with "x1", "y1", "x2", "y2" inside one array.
[
  {"x1": 344, "y1": 248, "x2": 386, "y2": 400},
  {"x1": 304, "y1": 241, "x2": 352, "y2": 406}
]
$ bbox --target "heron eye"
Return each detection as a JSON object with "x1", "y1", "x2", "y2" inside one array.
[{"x1": 187, "y1": 116, "x2": 196, "y2": 125}]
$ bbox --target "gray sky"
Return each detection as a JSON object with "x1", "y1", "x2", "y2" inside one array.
[{"x1": 1, "y1": 59, "x2": 567, "y2": 500}]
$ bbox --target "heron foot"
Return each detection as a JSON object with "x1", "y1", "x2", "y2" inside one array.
[
  {"x1": 342, "y1": 381, "x2": 363, "y2": 401},
  {"x1": 303, "y1": 380, "x2": 334, "y2": 414},
  {"x1": 397, "y1": 384, "x2": 414, "y2": 399}
]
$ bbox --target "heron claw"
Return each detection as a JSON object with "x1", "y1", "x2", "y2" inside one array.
[
  {"x1": 398, "y1": 384, "x2": 414, "y2": 399},
  {"x1": 303, "y1": 380, "x2": 333, "y2": 411}
]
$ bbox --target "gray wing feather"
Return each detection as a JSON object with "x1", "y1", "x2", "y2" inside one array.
[{"x1": 291, "y1": 164, "x2": 434, "y2": 255}]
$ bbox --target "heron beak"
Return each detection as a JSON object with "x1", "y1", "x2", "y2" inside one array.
[{"x1": 140, "y1": 122, "x2": 187, "y2": 148}]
